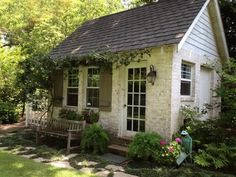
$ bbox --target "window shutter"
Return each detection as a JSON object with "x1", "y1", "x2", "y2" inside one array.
[
  {"x1": 53, "y1": 70, "x2": 64, "y2": 107},
  {"x1": 99, "y1": 68, "x2": 112, "y2": 112}
]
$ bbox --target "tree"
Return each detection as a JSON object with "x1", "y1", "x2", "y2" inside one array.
[
  {"x1": 219, "y1": 0, "x2": 236, "y2": 58},
  {"x1": 0, "y1": 0, "x2": 124, "y2": 118}
]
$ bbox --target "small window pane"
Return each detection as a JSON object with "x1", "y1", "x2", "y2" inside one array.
[
  {"x1": 181, "y1": 81, "x2": 191, "y2": 95},
  {"x1": 141, "y1": 68, "x2": 146, "y2": 79},
  {"x1": 134, "y1": 68, "x2": 140, "y2": 80},
  {"x1": 127, "y1": 107, "x2": 132, "y2": 117},
  {"x1": 128, "y1": 69, "x2": 133, "y2": 80},
  {"x1": 140, "y1": 81, "x2": 146, "y2": 92},
  {"x1": 133, "y1": 107, "x2": 139, "y2": 118},
  {"x1": 128, "y1": 81, "x2": 133, "y2": 92},
  {"x1": 181, "y1": 64, "x2": 191, "y2": 79},
  {"x1": 86, "y1": 88, "x2": 99, "y2": 107},
  {"x1": 140, "y1": 107, "x2": 145, "y2": 119},
  {"x1": 127, "y1": 119, "x2": 132, "y2": 131},
  {"x1": 134, "y1": 94, "x2": 139, "y2": 105},
  {"x1": 133, "y1": 120, "x2": 138, "y2": 131},
  {"x1": 128, "y1": 94, "x2": 133, "y2": 105},
  {"x1": 140, "y1": 94, "x2": 146, "y2": 106},
  {"x1": 87, "y1": 68, "x2": 100, "y2": 87},
  {"x1": 134, "y1": 81, "x2": 139, "y2": 92},
  {"x1": 67, "y1": 93, "x2": 78, "y2": 106},
  {"x1": 140, "y1": 121, "x2": 145, "y2": 132},
  {"x1": 68, "y1": 69, "x2": 79, "y2": 87}
]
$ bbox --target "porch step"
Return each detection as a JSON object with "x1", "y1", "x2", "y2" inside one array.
[
  {"x1": 110, "y1": 136, "x2": 133, "y2": 147},
  {"x1": 108, "y1": 144, "x2": 129, "y2": 157}
]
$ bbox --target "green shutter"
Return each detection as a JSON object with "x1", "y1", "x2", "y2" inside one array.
[
  {"x1": 99, "y1": 68, "x2": 112, "y2": 112},
  {"x1": 53, "y1": 70, "x2": 64, "y2": 107}
]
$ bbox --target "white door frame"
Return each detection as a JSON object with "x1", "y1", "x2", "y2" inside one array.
[{"x1": 122, "y1": 61, "x2": 147, "y2": 137}]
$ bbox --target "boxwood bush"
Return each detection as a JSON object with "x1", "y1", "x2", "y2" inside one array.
[{"x1": 128, "y1": 132, "x2": 163, "y2": 161}]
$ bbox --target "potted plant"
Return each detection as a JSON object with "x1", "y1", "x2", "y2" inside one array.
[
  {"x1": 59, "y1": 108, "x2": 84, "y2": 121},
  {"x1": 82, "y1": 109, "x2": 99, "y2": 124}
]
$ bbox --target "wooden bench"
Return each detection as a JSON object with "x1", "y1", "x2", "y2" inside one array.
[{"x1": 36, "y1": 118, "x2": 85, "y2": 153}]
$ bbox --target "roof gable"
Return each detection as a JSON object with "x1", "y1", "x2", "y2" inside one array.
[
  {"x1": 178, "y1": 0, "x2": 229, "y2": 60},
  {"x1": 51, "y1": 0, "x2": 207, "y2": 58}
]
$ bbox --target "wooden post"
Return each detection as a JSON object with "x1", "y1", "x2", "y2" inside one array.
[
  {"x1": 67, "y1": 131, "x2": 72, "y2": 154},
  {"x1": 25, "y1": 103, "x2": 30, "y2": 127}
]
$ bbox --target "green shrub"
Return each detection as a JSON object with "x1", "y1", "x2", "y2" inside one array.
[
  {"x1": 0, "y1": 100, "x2": 19, "y2": 124},
  {"x1": 58, "y1": 109, "x2": 83, "y2": 121},
  {"x1": 128, "y1": 132, "x2": 162, "y2": 161},
  {"x1": 194, "y1": 143, "x2": 235, "y2": 169},
  {"x1": 80, "y1": 124, "x2": 109, "y2": 154}
]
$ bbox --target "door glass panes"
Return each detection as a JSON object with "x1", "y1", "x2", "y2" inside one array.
[{"x1": 126, "y1": 67, "x2": 146, "y2": 132}]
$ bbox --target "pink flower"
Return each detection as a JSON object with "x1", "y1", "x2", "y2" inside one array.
[
  {"x1": 160, "y1": 140, "x2": 167, "y2": 146},
  {"x1": 175, "y1": 137, "x2": 182, "y2": 143},
  {"x1": 168, "y1": 146, "x2": 174, "y2": 153}
]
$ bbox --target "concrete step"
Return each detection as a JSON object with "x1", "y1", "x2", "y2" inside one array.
[
  {"x1": 108, "y1": 144, "x2": 129, "y2": 157},
  {"x1": 110, "y1": 136, "x2": 133, "y2": 147}
]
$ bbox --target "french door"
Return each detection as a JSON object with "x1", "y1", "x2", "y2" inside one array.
[{"x1": 125, "y1": 67, "x2": 146, "y2": 134}]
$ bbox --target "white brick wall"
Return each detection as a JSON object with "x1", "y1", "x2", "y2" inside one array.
[{"x1": 52, "y1": 44, "x2": 221, "y2": 140}]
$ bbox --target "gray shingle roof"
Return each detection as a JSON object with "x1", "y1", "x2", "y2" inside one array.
[{"x1": 51, "y1": 0, "x2": 206, "y2": 58}]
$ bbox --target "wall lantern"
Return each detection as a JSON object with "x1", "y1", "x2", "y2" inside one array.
[{"x1": 146, "y1": 64, "x2": 157, "y2": 85}]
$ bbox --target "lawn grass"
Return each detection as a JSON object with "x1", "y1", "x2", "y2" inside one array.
[{"x1": 0, "y1": 150, "x2": 96, "y2": 177}]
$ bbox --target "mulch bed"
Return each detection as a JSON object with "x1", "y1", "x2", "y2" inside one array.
[{"x1": 0, "y1": 121, "x2": 25, "y2": 134}]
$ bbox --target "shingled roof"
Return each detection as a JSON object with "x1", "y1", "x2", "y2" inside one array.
[{"x1": 51, "y1": 0, "x2": 207, "y2": 58}]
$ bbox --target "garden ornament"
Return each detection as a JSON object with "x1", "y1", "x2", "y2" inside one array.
[{"x1": 176, "y1": 130, "x2": 193, "y2": 165}]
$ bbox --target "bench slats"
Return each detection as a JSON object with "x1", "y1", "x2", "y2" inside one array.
[{"x1": 36, "y1": 118, "x2": 85, "y2": 154}]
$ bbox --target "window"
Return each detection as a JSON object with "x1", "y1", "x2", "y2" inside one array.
[
  {"x1": 181, "y1": 63, "x2": 192, "y2": 96},
  {"x1": 67, "y1": 69, "x2": 79, "y2": 106},
  {"x1": 86, "y1": 67, "x2": 100, "y2": 108}
]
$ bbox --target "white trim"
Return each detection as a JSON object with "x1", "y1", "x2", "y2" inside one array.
[
  {"x1": 211, "y1": 0, "x2": 229, "y2": 59},
  {"x1": 178, "y1": 0, "x2": 210, "y2": 51}
]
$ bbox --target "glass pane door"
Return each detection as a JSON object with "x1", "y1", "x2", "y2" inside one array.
[{"x1": 126, "y1": 67, "x2": 146, "y2": 132}]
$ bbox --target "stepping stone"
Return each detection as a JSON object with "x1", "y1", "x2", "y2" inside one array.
[
  {"x1": 77, "y1": 161, "x2": 98, "y2": 167},
  {"x1": 49, "y1": 161, "x2": 74, "y2": 169},
  {"x1": 33, "y1": 157, "x2": 46, "y2": 163},
  {"x1": 105, "y1": 165, "x2": 124, "y2": 172},
  {"x1": 95, "y1": 170, "x2": 110, "y2": 177},
  {"x1": 21, "y1": 154, "x2": 35, "y2": 158},
  {"x1": 113, "y1": 172, "x2": 138, "y2": 177},
  {"x1": 100, "y1": 153, "x2": 128, "y2": 164},
  {"x1": 63, "y1": 153, "x2": 78, "y2": 160},
  {"x1": 25, "y1": 147, "x2": 36, "y2": 150},
  {"x1": 80, "y1": 167, "x2": 95, "y2": 173}
]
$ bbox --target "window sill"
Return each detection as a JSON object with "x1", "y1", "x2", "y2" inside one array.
[
  {"x1": 63, "y1": 106, "x2": 78, "y2": 110},
  {"x1": 181, "y1": 96, "x2": 195, "y2": 102}
]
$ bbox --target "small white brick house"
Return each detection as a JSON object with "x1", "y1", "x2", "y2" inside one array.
[{"x1": 51, "y1": 0, "x2": 229, "y2": 139}]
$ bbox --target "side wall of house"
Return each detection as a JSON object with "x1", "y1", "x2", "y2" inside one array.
[{"x1": 170, "y1": 5, "x2": 222, "y2": 135}]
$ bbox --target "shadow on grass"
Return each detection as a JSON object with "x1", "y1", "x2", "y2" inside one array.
[{"x1": 0, "y1": 150, "x2": 95, "y2": 177}]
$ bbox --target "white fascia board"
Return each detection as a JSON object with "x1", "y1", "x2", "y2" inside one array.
[{"x1": 213, "y1": 0, "x2": 229, "y2": 59}]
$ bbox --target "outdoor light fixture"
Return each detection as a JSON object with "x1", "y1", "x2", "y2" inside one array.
[{"x1": 147, "y1": 64, "x2": 157, "y2": 85}]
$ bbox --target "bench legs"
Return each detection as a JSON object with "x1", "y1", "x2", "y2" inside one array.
[{"x1": 67, "y1": 132, "x2": 72, "y2": 154}]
